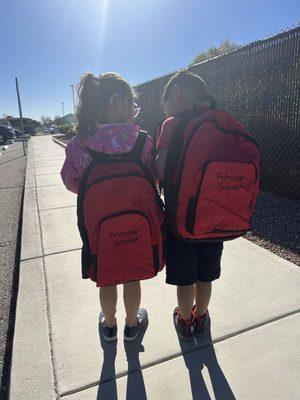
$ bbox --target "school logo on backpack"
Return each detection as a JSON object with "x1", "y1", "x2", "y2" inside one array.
[
  {"x1": 77, "y1": 131, "x2": 165, "y2": 287},
  {"x1": 159, "y1": 104, "x2": 259, "y2": 241}
]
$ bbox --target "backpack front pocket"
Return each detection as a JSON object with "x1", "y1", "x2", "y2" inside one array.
[
  {"x1": 96, "y1": 211, "x2": 157, "y2": 286},
  {"x1": 186, "y1": 161, "x2": 257, "y2": 236}
]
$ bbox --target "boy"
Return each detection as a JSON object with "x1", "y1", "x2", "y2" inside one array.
[{"x1": 155, "y1": 70, "x2": 223, "y2": 340}]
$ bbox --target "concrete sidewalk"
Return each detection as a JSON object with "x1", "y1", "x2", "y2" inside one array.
[{"x1": 9, "y1": 136, "x2": 300, "y2": 399}]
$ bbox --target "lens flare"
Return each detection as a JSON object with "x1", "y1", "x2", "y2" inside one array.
[{"x1": 99, "y1": 0, "x2": 109, "y2": 57}]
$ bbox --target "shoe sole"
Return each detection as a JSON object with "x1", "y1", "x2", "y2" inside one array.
[
  {"x1": 102, "y1": 334, "x2": 118, "y2": 342},
  {"x1": 124, "y1": 317, "x2": 148, "y2": 342},
  {"x1": 99, "y1": 322, "x2": 118, "y2": 342}
]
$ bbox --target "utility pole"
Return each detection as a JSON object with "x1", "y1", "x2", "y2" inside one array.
[
  {"x1": 61, "y1": 102, "x2": 65, "y2": 123},
  {"x1": 70, "y1": 85, "x2": 75, "y2": 113},
  {"x1": 15, "y1": 77, "x2": 26, "y2": 156}
]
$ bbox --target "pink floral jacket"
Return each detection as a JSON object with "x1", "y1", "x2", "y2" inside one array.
[{"x1": 61, "y1": 123, "x2": 153, "y2": 194}]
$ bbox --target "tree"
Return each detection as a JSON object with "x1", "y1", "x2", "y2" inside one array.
[
  {"x1": 190, "y1": 39, "x2": 240, "y2": 66},
  {"x1": 53, "y1": 115, "x2": 62, "y2": 125},
  {"x1": 8, "y1": 117, "x2": 40, "y2": 131},
  {"x1": 40, "y1": 116, "x2": 52, "y2": 126}
]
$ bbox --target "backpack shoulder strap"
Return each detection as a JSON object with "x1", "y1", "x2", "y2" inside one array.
[
  {"x1": 164, "y1": 111, "x2": 198, "y2": 183},
  {"x1": 197, "y1": 109, "x2": 259, "y2": 147},
  {"x1": 154, "y1": 118, "x2": 167, "y2": 146},
  {"x1": 152, "y1": 118, "x2": 168, "y2": 164},
  {"x1": 130, "y1": 130, "x2": 148, "y2": 160}
]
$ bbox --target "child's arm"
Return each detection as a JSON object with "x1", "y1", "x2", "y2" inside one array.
[
  {"x1": 61, "y1": 138, "x2": 91, "y2": 194},
  {"x1": 155, "y1": 149, "x2": 168, "y2": 181},
  {"x1": 141, "y1": 134, "x2": 154, "y2": 169},
  {"x1": 154, "y1": 117, "x2": 179, "y2": 181}
]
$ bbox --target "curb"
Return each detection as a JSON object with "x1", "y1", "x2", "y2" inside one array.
[
  {"x1": 52, "y1": 137, "x2": 67, "y2": 148},
  {"x1": 9, "y1": 139, "x2": 56, "y2": 400},
  {"x1": 14, "y1": 138, "x2": 29, "y2": 142}
]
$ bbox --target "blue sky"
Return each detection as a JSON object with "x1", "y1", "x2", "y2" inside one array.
[{"x1": 1, "y1": 0, "x2": 299, "y2": 120}]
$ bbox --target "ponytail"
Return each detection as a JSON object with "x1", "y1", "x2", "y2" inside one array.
[
  {"x1": 76, "y1": 71, "x2": 134, "y2": 138},
  {"x1": 76, "y1": 72, "x2": 101, "y2": 137}
]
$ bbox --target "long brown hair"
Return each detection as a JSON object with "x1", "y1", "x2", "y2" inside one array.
[{"x1": 76, "y1": 72, "x2": 134, "y2": 138}]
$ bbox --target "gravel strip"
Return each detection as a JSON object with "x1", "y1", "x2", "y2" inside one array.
[{"x1": 245, "y1": 191, "x2": 300, "y2": 266}]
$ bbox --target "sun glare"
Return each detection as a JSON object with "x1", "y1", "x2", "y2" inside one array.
[{"x1": 99, "y1": 0, "x2": 109, "y2": 56}]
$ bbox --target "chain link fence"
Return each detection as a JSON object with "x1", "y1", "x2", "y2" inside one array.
[{"x1": 135, "y1": 27, "x2": 300, "y2": 199}]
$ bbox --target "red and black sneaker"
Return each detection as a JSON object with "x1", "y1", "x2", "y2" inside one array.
[
  {"x1": 192, "y1": 306, "x2": 209, "y2": 337},
  {"x1": 173, "y1": 307, "x2": 194, "y2": 341}
]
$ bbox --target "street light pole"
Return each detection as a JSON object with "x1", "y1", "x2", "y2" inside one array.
[
  {"x1": 70, "y1": 85, "x2": 75, "y2": 113},
  {"x1": 61, "y1": 102, "x2": 65, "y2": 123},
  {"x1": 15, "y1": 77, "x2": 26, "y2": 156}
]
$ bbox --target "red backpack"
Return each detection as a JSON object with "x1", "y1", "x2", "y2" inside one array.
[
  {"x1": 158, "y1": 105, "x2": 259, "y2": 241},
  {"x1": 77, "y1": 131, "x2": 165, "y2": 287}
]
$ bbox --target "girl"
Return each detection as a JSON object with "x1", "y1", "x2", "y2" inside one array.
[{"x1": 61, "y1": 72, "x2": 164, "y2": 342}]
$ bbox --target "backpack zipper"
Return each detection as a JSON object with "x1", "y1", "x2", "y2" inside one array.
[{"x1": 86, "y1": 172, "x2": 148, "y2": 191}]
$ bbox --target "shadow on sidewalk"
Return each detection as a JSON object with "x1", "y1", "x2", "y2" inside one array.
[
  {"x1": 124, "y1": 321, "x2": 148, "y2": 400},
  {"x1": 96, "y1": 321, "x2": 148, "y2": 400},
  {"x1": 96, "y1": 327, "x2": 118, "y2": 400},
  {"x1": 0, "y1": 155, "x2": 25, "y2": 166},
  {"x1": 178, "y1": 318, "x2": 236, "y2": 400}
]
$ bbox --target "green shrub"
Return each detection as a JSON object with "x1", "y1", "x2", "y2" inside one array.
[{"x1": 59, "y1": 124, "x2": 76, "y2": 137}]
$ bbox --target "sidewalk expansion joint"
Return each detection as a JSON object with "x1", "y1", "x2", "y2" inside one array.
[
  {"x1": 21, "y1": 247, "x2": 82, "y2": 263},
  {"x1": 40, "y1": 205, "x2": 76, "y2": 212},
  {"x1": 47, "y1": 247, "x2": 82, "y2": 258},
  {"x1": 213, "y1": 308, "x2": 300, "y2": 344},
  {"x1": 0, "y1": 185, "x2": 24, "y2": 190},
  {"x1": 20, "y1": 254, "x2": 44, "y2": 262},
  {"x1": 27, "y1": 183, "x2": 63, "y2": 189},
  {"x1": 36, "y1": 172, "x2": 64, "y2": 176},
  {"x1": 59, "y1": 308, "x2": 300, "y2": 398}
]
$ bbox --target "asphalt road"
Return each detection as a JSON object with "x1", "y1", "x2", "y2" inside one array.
[{"x1": 0, "y1": 141, "x2": 27, "y2": 398}]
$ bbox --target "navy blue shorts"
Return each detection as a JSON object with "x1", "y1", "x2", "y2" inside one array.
[{"x1": 165, "y1": 231, "x2": 223, "y2": 286}]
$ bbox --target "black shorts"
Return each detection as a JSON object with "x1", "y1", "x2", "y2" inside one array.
[{"x1": 165, "y1": 231, "x2": 223, "y2": 286}]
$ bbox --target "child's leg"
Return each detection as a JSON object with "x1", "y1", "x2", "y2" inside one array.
[
  {"x1": 194, "y1": 281, "x2": 212, "y2": 316},
  {"x1": 177, "y1": 284, "x2": 195, "y2": 320},
  {"x1": 99, "y1": 285, "x2": 118, "y2": 327},
  {"x1": 123, "y1": 281, "x2": 141, "y2": 327}
]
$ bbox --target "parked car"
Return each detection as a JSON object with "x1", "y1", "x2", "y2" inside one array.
[
  {"x1": 24, "y1": 125, "x2": 34, "y2": 135},
  {"x1": 51, "y1": 126, "x2": 59, "y2": 133},
  {"x1": 45, "y1": 127, "x2": 55, "y2": 134},
  {"x1": 0, "y1": 125, "x2": 15, "y2": 144},
  {"x1": 13, "y1": 129, "x2": 22, "y2": 137}
]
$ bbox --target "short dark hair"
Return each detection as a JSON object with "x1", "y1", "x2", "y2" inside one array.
[{"x1": 161, "y1": 70, "x2": 207, "y2": 105}]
